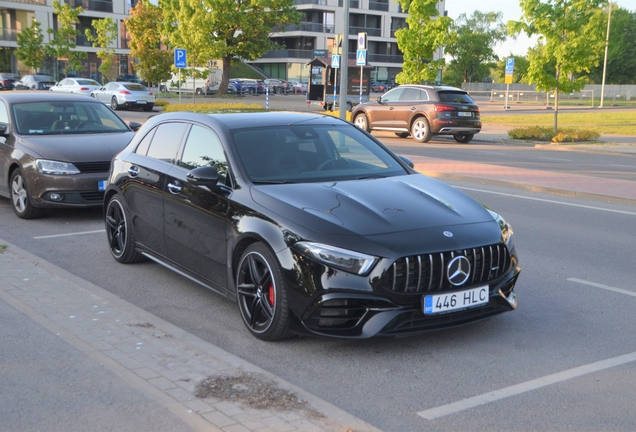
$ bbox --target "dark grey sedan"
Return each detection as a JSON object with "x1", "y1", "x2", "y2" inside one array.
[{"x1": 0, "y1": 92, "x2": 139, "y2": 219}]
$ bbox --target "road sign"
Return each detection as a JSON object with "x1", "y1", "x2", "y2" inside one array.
[
  {"x1": 505, "y1": 57, "x2": 515, "y2": 75},
  {"x1": 357, "y1": 32, "x2": 367, "y2": 50},
  {"x1": 356, "y1": 49, "x2": 367, "y2": 66},
  {"x1": 331, "y1": 55, "x2": 340, "y2": 69},
  {"x1": 174, "y1": 49, "x2": 187, "y2": 69}
]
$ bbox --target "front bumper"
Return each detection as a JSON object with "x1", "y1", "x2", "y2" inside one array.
[{"x1": 27, "y1": 170, "x2": 108, "y2": 208}]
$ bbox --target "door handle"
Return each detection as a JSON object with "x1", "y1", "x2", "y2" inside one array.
[
  {"x1": 167, "y1": 181, "x2": 182, "y2": 194},
  {"x1": 389, "y1": 107, "x2": 394, "y2": 110},
  {"x1": 128, "y1": 166, "x2": 139, "y2": 177}
]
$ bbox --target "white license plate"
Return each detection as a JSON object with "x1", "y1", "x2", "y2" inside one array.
[
  {"x1": 458, "y1": 112, "x2": 472, "y2": 117},
  {"x1": 137, "y1": 100, "x2": 147, "y2": 104},
  {"x1": 424, "y1": 285, "x2": 488, "y2": 315},
  {"x1": 98, "y1": 180, "x2": 108, "y2": 191}
]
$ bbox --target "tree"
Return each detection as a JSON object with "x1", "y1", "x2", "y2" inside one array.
[
  {"x1": 508, "y1": 0, "x2": 607, "y2": 132},
  {"x1": 588, "y1": 6, "x2": 636, "y2": 84},
  {"x1": 444, "y1": 11, "x2": 507, "y2": 86},
  {"x1": 159, "y1": 0, "x2": 302, "y2": 96},
  {"x1": 125, "y1": 0, "x2": 173, "y2": 85},
  {"x1": 46, "y1": 0, "x2": 87, "y2": 80},
  {"x1": 394, "y1": 0, "x2": 452, "y2": 85},
  {"x1": 16, "y1": 18, "x2": 46, "y2": 73},
  {"x1": 85, "y1": 17, "x2": 118, "y2": 83}
]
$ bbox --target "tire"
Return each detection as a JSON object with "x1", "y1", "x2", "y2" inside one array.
[
  {"x1": 159, "y1": 85, "x2": 166, "y2": 93},
  {"x1": 142, "y1": 105, "x2": 153, "y2": 112},
  {"x1": 10, "y1": 169, "x2": 44, "y2": 219},
  {"x1": 411, "y1": 116, "x2": 432, "y2": 143},
  {"x1": 354, "y1": 113, "x2": 370, "y2": 132},
  {"x1": 346, "y1": 102, "x2": 353, "y2": 112},
  {"x1": 395, "y1": 132, "x2": 410, "y2": 138},
  {"x1": 249, "y1": 88, "x2": 255, "y2": 95},
  {"x1": 454, "y1": 133, "x2": 474, "y2": 143},
  {"x1": 105, "y1": 195, "x2": 144, "y2": 264},
  {"x1": 110, "y1": 96, "x2": 119, "y2": 110},
  {"x1": 195, "y1": 88, "x2": 203, "y2": 96},
  {"x1": 236, "y1": 243, "x2": 291, "y2": 341}
]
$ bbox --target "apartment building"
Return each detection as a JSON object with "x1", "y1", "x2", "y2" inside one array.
[
  {"x1": 250, "y1": 0, "x2": 445, "y2": 85},
  {"x1": 0, "y1": 0, "x2": 138, "y2": 79}
]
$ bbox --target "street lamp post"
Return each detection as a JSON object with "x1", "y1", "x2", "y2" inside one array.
[
  {"x1": 338, "y1": 0, "x2": 350, "y2": 120},
  {"x1": 600, "y1": 2, "x2": 612, "y2": 108}
]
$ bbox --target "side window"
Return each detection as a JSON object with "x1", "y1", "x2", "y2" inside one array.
[
  {"x1": 381, "y1": 87, "x2": 404, "y2": 102},
  {"x1": 401, "y1": 88, "x2": 420, "y2": 101},
  {"x1": 418, "y1": 90, "x2": 430, "y2": 101},
  {"x1": 179, "y1": 125, "x2": 228, "y2": 184},
  {"x1": 0, "y1": 102, "x2": 8, "y2": 129},
  {"x1": 107, "y1": 83, "x2": 118, "y2": 90},
  {"x1": 146, "y1": 122, "x2": 188, "y2": 162},
  {"x1": 135, "y1": 127, "x2": 156, "y2": 155}
]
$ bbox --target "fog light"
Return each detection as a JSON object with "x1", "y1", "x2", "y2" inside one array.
[{"x1": 49, "y1": 193, "x2": 63, "y2": 202}]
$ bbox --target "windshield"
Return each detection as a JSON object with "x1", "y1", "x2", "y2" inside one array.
[
  {"x1": 233, "y1": 124, "x2": 407, "y2": 184},
  {"x1": 437, "y1": 91, "x2": 475, "y2": 104},
  {"x1": 13, "y1": 101, "x2": 130, "y2": 135},
  {"x1": 34, "y1": 75, "x2": 54, "y2": 82}
]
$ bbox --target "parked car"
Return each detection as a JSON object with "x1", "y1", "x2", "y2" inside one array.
[
  {"x1": 0, "y1": 92, "x2": 140, "y2": 219},
  {"x1": 290, "y1": 81, "x2": 307, "y2": 94},
  {"x1": 351, "y1": 84, "x2": 482, "y2": 143},
  {"x1": 14, "y1": 74, "x2": 56, "y2": 91},
  {"x1": 103, "y1": 111, "x2": 520, "y2": 341},
  {"x1": 256, "y1": 80, "x2": 266, "y2": 94},
  {"x1": 91, "y1": 82, "x2": 155, "y2": 111},
  {"x1": 371, "y1": 82, "x2": 387, "y2": 93},
  {"x1": 0, "y1": 73, "x2": 20, "y2": 90},
  {"x1": 49, "y1": 78, "x2": 102, "y2": 96},
  {"x1": 227, "y1": 79, "x2": 245, "y2": 94},
  {"x1": 263, "y1": 78, "x2": 288, "y2": 94},
  {"x1": 116, "y1": 74, "x2": 146, "y2": 86},
  {"x1": 234, "y1": 79, "x2": 259, "y2": 95}
]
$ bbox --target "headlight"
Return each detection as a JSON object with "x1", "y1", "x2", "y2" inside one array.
[
  {"x1": 294, "y1": 242, "x2": 378, "y2": 275},
  {"x1": 36, "y1": 160, "x2": 80, "y2": 175},
  {"x1": 487, "y1": 209, "x2": 513, "y2": 245}
]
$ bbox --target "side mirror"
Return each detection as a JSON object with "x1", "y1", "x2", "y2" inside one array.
[
  {"x1": 398, "y1": 155, "x2": 414, "y2": 169},
  {"x1": 128, "y1": 121, "x2": 142, "y2": 132},
  {"x1": 186, "y1": 165, "x2": 219, "y2": 188},
  {"x1": 0, "y1": 124, "x2": 8, "y2": 136},
  {"x1": 376, "y1": 96, "x2": 383, "y2": 103}
]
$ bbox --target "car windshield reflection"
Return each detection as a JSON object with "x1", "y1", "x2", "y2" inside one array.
[
  {"x1": 13, "y1": 101, "x2": 130, "y2": 135},
  {"x1": 232, "y1": 124, "x2": 407, "y2": 184}
]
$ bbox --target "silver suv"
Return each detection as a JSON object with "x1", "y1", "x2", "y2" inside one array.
[{"x1": 351, "y1": 85, "x2": 481, "y2": 143}]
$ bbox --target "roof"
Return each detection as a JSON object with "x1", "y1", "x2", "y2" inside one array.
[{"x1": 0, "y1": 91, "x2": 99, "y2": 104}]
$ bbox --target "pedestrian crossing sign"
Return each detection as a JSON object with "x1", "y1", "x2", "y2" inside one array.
[
  {"x1": 356, "y1": 49, "x2": 367, "y2": 66},
  {"x1": 331, "y1": 55, "x2": 340, "y2": 69}
]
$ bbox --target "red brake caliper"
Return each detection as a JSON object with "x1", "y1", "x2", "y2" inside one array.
[{"x1": 268, "y1": 284, "x2": 275, "y2": 306}]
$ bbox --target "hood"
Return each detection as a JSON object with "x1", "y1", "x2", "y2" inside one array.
[
  {"x1": 18, "y1": 132, "x2": 135, "y2": 162},
  {"x1": 251, "y1": 174, "x2": 494, "y2": 236}
]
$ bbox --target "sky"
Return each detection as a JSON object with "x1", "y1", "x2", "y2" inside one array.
[{"x1": 445, "y1": 0, "x2": 636, "y2": 58}]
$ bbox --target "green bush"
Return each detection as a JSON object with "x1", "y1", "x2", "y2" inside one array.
[
  {"x1": 163, "y1": 102, "x2": 266, "y2": 113},
  {"x1": 154, "y1": 99, "x2": 170, "y2": 107},
  {"x1": 508, "y1": 126, "x2": 600, "y2": 143}
]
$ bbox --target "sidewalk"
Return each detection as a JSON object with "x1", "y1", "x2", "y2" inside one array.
[{"x1": 0, "y1": 240, "x2": 381, "y2": 432}]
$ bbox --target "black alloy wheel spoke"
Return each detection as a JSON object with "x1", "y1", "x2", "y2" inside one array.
[{"x1": 237, "y1": 283, "x2": 257, "y2": 297}]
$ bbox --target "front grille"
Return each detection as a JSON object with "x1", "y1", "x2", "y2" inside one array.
[
  {"x1": 382, "y1": 243, "x2": 510, "y2": 294},
  {"x1": 74, "y1": 161, "x2": 111, "y2": 173},
  {"x1": 79, "y1": 191, "x2": 105, "y2": 202}
]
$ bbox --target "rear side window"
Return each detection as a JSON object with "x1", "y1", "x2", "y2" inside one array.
[
  {"x1": 437, "y1": 91, "x2": 475, "y2": 104},
  {"x1": 146, "y1": 122, "x2": 188, "y2": 162}
]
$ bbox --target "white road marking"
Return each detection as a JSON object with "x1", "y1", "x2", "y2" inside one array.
[
  {"x1": 418, "y1": 351, "x2": 636, "y2": 420},
  {"x1": 567, "y1": 278, "x2": 636, "y2": 297},
  {"x1": 457, "y1": 186, "x2": 636, "y2": 216},
  {"x1": 34, "y1": 229, "x2": 105, "y2": 240}
]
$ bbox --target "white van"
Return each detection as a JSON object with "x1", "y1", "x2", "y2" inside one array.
[{"x1": 159, "y1": 67, "x2": 222, "y2": 95}]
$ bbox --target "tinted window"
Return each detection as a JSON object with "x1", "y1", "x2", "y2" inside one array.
[
  {"x1": 123, "y1": 84, "x2": 147, "y2": 91},
  {"x1": 437, "y1": 91, "x2": 475, "y2": 103},
  {"x1": 146, "y1": 122, "x2": 188, "y2": 162},
  {"x1": 381, "y1": 87, "x2": 404, "y2": 102},
  {"x1": 135, "y1": 127, "x2": 157, "y2": 155},
  {"x1": 179, "y1": 125, "x2": 228, "y2": 184}
]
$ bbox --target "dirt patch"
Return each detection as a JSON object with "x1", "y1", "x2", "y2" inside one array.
[{"x1": 195, "y1": 373, "x2": 323, "y2": 418}]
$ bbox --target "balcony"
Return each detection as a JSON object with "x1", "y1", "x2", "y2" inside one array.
[
  {"x1": 294, "y1": 0, "x2": 328, "y2": 4},
  {"x1": 0, "y1": 28, "x2": 18, "y2": 42},
  {"x1": 338, "y1": 0, "x2": 359, "y2": 8},
  {"x1": 260, "y1": 49, "x2": 314, "y2": 59},
  {"x1": 276, "y1": 22, "x2": 335, "y2": 33},
  {"x1": 347, "y1": 52, "x2": 403, "y2": 64},
  {"x1": 64, "y1": 0, "x2": 113, "y2": 13},
  {"x1": 4, "y1": 0, "x2": 46, "y2": 4},
  {"x1": 349, "y1": 26, "x2": 381, "y2": 37},
  {"x1": 369, "y1": 0, "x2": 389, "y2": 11}
]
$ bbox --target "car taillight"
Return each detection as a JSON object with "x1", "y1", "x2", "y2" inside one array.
[
  {"x1": 148, "y1": 91, "x2": 153, "y2": 95},
  {"x1": 119, "y1": 90, "x2": 131, "y2": 94},
  {"x1": 79, "y1": 87, "x2": 89, "y2": 91},
  {"x1": 434, "y1": 105, "x2": 457, "y2": 112},
  {"x1": 1, "y1": 80, "x2": 8, "y2": 85}
]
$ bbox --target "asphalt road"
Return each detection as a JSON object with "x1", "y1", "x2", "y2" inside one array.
[{"x1": 1, "y1": 138, "x2": 635, "y2": 431}]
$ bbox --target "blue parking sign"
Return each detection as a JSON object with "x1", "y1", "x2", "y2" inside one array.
[{"x1": 174, "y1": 49, "x2": 187, "y2": 68}]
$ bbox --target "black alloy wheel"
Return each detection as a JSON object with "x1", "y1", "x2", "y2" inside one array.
[
  {"x1": 105, "y1": 195, "x2": 143, "y2": 264},
  {"x1": 454, "y1": 133, "x2": 475, "y2": 144},
  {"x1": 10, "y1": 169, "x2": 43, "y2": 219},
  {"x1": 236, "y1": 243, "x2": 291, "y2": 341}
]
